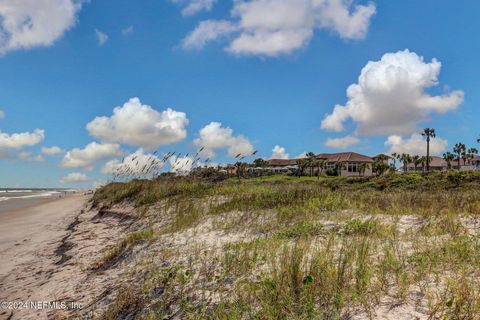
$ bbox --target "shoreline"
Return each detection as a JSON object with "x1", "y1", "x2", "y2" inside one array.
[
  {"x1": 0, "y1": 192, "x2": 77, "y2": 215},
  {"x1": 0, "y1": 193, "x2": 90, "y2": 319},
  {"x1": 0, "y1": 191, "x2": 132, "y2": 320}
]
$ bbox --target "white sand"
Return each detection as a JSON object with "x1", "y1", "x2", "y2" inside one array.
[{"x1": 0, "y1": 194, "x2": 89, "y2": 319}]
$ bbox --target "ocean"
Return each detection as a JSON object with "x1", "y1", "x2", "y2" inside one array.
[{"x1": 0, "y1": 189, "x2": 75, "y2": 213}]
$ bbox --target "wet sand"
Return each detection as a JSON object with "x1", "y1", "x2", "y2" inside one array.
[{"x1": 0, "y1": 193, "x2": 70, "y2": 214}]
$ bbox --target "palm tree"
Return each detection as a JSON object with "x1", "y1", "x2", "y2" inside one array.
[
  {"x1": 412, "y1": 155, "x2": 421, "y2": 172},
  {"x1": 296, "y1": 158, "x2": 308, "y2": 177},
  {"x1": 235, "y1": 162, "x2": 247, "y2": 181},
  {"x1": 253, "y1": 158, "x2": 267, "y2": 168},
  {"x1": 467, "y1": 147, "x2": 478, "y2": 166},
  {"x1": 399, "y1": 153, "x2": 412, "y2": 172},
  {"x1": 443, "y1": 152, "x2": 455, "y2": 170},
  {"x1": 306, "y1": 152, "x2": 316, "y2": 176},
  {"x1": 419, "y1": 156, "x2": 426, "y2": 172},
  {"x1": 372, "y1": 155, "x2": 390, "y2": 175},
  {"x1": 421, "y1": 128, "x2": 436, "y2": 172},
  {"x1": 316, "y1": 159, "x2": 326, "y2": 179},
  {"x1": 453, "y1": 143, "x2": 466, "y2": 169},
  {"x1": 391, "y1": 152, "x2": 398, "y2": 168}
]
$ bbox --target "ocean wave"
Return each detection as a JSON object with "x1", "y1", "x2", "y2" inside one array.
[{"x1": 0, "y1": 191, "x2": 62, "y2": 202}]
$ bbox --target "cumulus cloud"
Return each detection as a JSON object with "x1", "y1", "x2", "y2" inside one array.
[
  {"x1": 193, "y1": 122, "x2": 254, "y2": 158},
  {"x1": 295, "y1": 152, "x2": 307, "y2": 159},
  {"x1": 0, "y1": 128, "x2": 44, "y2": 149},
  {"x1": 61, "y1": 142, "x2": 122, "y2": 170},
  {"x1": 87, "y1": 97, "x2": 188, "y2": 150},
  {"x1": 325, "y1": 135, "x2": 360, "y2": 149},
  {"x1": 101, "y1": 149, "x2": 164, "y2": 176},
  {"x1": 0, "y1": 0, "x2": 82, "y2": 54},
  {"x1": 182, "y1": 0, "x2": 375, "y2": 56},
  {"x1": 41, "y1": 146, "x2": 64, "y2": 155},
  {"x1": 95, "y1": 29, "x2": 108, "y2": 45},
  {"x1": 321, "y1": 49, "x2": 464, "y2": 135},
  {"x1": 183, "y1": 20, "x2": 238, "y2": 49},
  {"x1": 60, "y1": 172, "x2": 88, "y2": 183},
  {"x1": 385, "y1": 133, "x2": 448, "y2": 156},
  {"x1": 172, "y1": 0, "x2": 217, "y2": 16},
  {"x1": 315, "y1": 0, "x2": 376, "y2": 39},
  {"x1": 270, "y1": 145, "x2": 289, "y2": 159}
]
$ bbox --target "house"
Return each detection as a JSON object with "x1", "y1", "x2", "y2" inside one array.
[
  {"x1": 315, "y1": 152, "x2": 374, "y2": 177},
  {"x1": 265, "y1": 159, "x2": 298, "y2": 168},
  {"x1": 266, "y1": 152, "x2": 374, "y2": 177},
  {"x1": 406, "y1": 156, "x2": 448, "y2": 172},
  {"x1": 406, "y1": 155, "x2": 480, "y2": 172},
  {"x1": 264, "y1": 159, "x2": 298, "y2": 173}
]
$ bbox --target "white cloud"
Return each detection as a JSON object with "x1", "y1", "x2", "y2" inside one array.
[
  {"x1": 295, "y1": 152, "x2": 307, "y2": 159},
  {"x1": 101, "y1": 149, "x2": 164, "y2": 176},
  {"x1": 385, "y1": 133, "x2": 448, "y2": 156},
  {"x1": 61, "y1": 142, "x2": 122, "y2": 170},
  {"x1": 0, "y1": 110, "x2": 4, "y2": 119},
  {"x1": 17, "y1": 151, "x2": 45, "y2": 162},
  {"x1": 325, "y1": 135, "x2": 359, "y2": 149},
  {"x1": 182, "y1": 0, "x2": 375, "y2": 56},
  {"x1": 0, "y1": 0, "x2": 82, "y2": 54},
  {"x1": 182, "y1": 20, "x2": 238, "y2": 49},
  {"x1": 121, "y1": 25, "x2": 134, "y2": 36},
  {"x1": 193, "y1": 122, "x2": 254, "y2": 158},
  {"x1": 169, "y1": 155, "x2": 194, "y2": 175},
  {"x1": 172, "y1": 0, "x2": 217, "y2": 16},
  {"x1": 95, "y1": 29, "x2": 108, "y2": 46},
  {"x1": 41, "y1": 146, "x2": 64, "y2": 155},
  {"x1": 0, "y1": 128, "x2": 44, "y2": 149},
  {"x1": 315, "y1": 0, "x2": 376, "y2": 40},
  {"x1": 321, "y1": 49, "x2": 464, "y2": 135},
  {"x1": 86, "y1": 97, "x2": 188, "y2": 150},
  {"x1": 60, "y1": 172, "x2": 88, "y2": 183},
  {"x1": 270, "y1": 145, "x2": 289, "y2": 159}
]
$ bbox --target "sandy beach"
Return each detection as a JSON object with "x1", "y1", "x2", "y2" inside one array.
[{"x1": 0, "y1": 193, "x2": 89, "y2": 319}]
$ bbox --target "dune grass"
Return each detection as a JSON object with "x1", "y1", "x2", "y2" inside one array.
[{"x1": 93, "y1": 172, "x2": 480, "y2": 319}]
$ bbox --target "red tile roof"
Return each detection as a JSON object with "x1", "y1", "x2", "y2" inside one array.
[
  {"x1": 406, "y1": 156, "x2": 447, "y2": 168},
  {"x1": 316, "y1": 152, "x2": 374, "y2": 163},
  {"x1": 266, "y1": 152, "x2": 374, "y2": 167},
  {"x1": 266, "y1": 159, "x2": 298, "y2": 166}
]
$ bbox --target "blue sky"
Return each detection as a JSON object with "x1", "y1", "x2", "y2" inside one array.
[{"x1": 0, "y1": 0, "x2": 479, "y2": 188}]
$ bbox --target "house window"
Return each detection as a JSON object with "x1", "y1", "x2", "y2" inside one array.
[{"x1": 347, "y1": 163, "x2": 358, "y2": 172}]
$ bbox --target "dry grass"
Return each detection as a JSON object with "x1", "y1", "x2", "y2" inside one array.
[{"x1": 91, "y1": 172, "x2": 480, "y2": 319}]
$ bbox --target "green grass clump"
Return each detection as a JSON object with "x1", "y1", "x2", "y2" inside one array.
[
  {"x1": 93, "y1": 228, "x2": 156, "y2": 270},
  {"x1": 101, "y1": 286, "x2": 145, "y2": 320},
  {"x1": 275, "y1": 221, "x2": 324, "y2": 239},
  {"x1": 344, "y1": 218, "x2": 382, "y2": 237}
]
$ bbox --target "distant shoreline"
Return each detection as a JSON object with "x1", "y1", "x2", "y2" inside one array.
[{"x1": 0, "y1": 189, "x2": 78, "y2": 214}]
